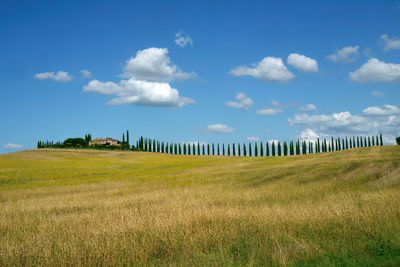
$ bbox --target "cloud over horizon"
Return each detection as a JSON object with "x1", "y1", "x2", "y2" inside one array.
[
  {"x1": 349, "y1": 58, "x2": 400, "y2": 83},
  {"x1": 327, "y1": 46, "x2": 360, "y2": 63},
  {"x1": 206, "y1": 124, "x2": 235, "y2": 133},
  {"x1": 225, "y1": 93, "x2": 253, "y2": 110},
  {"x1": 34, "y1": 71, "x2": 73, "y2": 82},
  {"x1": 287, "y1": 53, "x2": 319, "y2": 72},
  {"x1": 230, "y1": 56, "x2": 294, "y2": 82}
]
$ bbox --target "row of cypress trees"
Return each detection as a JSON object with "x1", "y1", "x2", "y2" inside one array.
[{"x1": 135, "y1": 134, "x2": 383, "y2": 156}]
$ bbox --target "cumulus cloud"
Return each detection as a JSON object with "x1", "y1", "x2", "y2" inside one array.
[
  {"x1": 3, "y1": 143, "x2": 23, "y2": 150},
  {"x1": 83, "y1": 78, "x2": 194, "y2": 108},
  {"x1": 34, "y1": 71, "x2": 72, "y2": 82},
  {"x1": 371, "y1": 90, "x2": 385, "y2": 97},
  {"x1": 80, "y1": 69, "x2": 92, "y2": 78},
  {"x1": 288, "y1": 105, "x2": 400, "y2": 144},
  {"x1": 349, "y1": 58, "x2": 400, "y2": 83},
  {"x1": 300, "y1": 128, "x2": 319, "y2": 141},
  {"x1": 287, "y1": 53, "x2": 318, "y2": 72},
  {"x1": 256, "y1": 108, "x2": 283, "y2": 115},
  {"x1": 206, "y1": 124, "x2": 235, "y2": 133},
  {"x1": 174, "y1": 31, "x2": 193, "y2": 48},
  {"x1": 327, "y1": 46, "x2": 359, "y2": 63},
  {"x1": 299, "y1": 104, "x2": 317, "y2": 111},
  {"x1": 363, "y1": 105, "x2": 400, "y2": 116},
  {"x1": 225, "y1": 93, "x2": 253, "y2": 110},
  {"x1": 230, "y1": 57, "x2": 294, "y2": 82},
  {"x1": 380, "y1": 34, "x2": 400, "y2": 51},
  {"x1": 247, "y1": 136, "x2": 260, "y2": 141},
  {"x1": 120, "y1": 47, "x2": 196, "y2": 82}
]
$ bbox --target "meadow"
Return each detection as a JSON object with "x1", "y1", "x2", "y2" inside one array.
[{"x1": 1, "y1": 146, "x2": 400, "y2": 266}]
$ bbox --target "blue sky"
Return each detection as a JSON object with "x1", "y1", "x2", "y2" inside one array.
[{"x1": 1, "y1": 0, "x2": 400, "y2": 153}]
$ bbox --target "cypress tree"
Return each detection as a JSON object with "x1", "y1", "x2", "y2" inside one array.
[
  {"x1": 233, "y1": 143, "x2": 236, "y2": 156},
  {"x1": 227, "y1": 144, "x2": 230, "y2": 156},
  {"x1": 272, "y1": 142, "x2": 276, "y2": 156},
  {"x1": 368, "y1": 136, "x2": 371, "y2": 147},
  {"x1": 202, "y1": 144, "x2": 205, "y2": 155},
  {"x1": 376, "y1": 135, "x2": 379, "y2": 146},
  {"x1": 277, "y1": 142, "x2": 281, "y2": 156},
  {"x1": 217, "y1": 143, "x2": 220, "y2": 155},
  {"x1": 238, "y1": 143, "x2": 241, "y2": 156},
  {"x1": 243, "y1": 143, "x2": 247, "y2": 156},
  {"x1": 357, "y1": 137, "x2": 360, "y2": 148},
  {"x1": 192, "y1": 143, "x2": 195, "y2": 155},
  {"x1": 207, "y1": 144, "x2": 210, "y2": 155},
  {"x1": 255, "y1": 142, "x2": 258, "y2": 157},
  {"x1": 328, "y1": 142, "x2": 331, "y2": 152},
  {"x1": 122, "y1": 133, "x2": 125, "y2": 144},
  {"x1": 222, "y1": 144, "x2": 225, "y2": 156},
  {"x1": 249, "y1": 142, "x2": 252, "y2": 157},
  {"x1": 364, "y1": 137, "x2": 367, "y2": 148},
  {"x1": 260, "y1": 142, "x2": 264, "y2": 156},
  {"x1": 372, "y1": 136, "x2": 375, "y2": 146},
  {"x1": 283, "y1": 141, "x2": 287, "y2": 156},
  {"x1": 345, "y1": 137, "x2": 349, "y2": 150},
  {"x1": 266, "y1": 141, "x2": 270, "y2": 156},
  {"x1": 183, "y1": 143, "x2": 186, "y2": 155},
  {"x1": 212, "y1": 143, "x2": 215, "y2": 155},
  {"x1": 197, "y1": 143, "x2": 200, "y2": 155},
  {"x1": 126, "y1": 131, "x2": 130, "y2": 147}
]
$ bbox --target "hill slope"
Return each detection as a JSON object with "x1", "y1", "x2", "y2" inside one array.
[{"x1": 1, "y1": 147, "x2": 400, "y2": 266}]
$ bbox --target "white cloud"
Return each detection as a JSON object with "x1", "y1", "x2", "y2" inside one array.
[
  {"x1": 206, "y1": 124, "x2": 235, "y2": 133},
  {"x1": 270, "y1": 100, "x2": 288, "y2": 108},
  {"x1": 300, "y1": 128, "x2": 319, "y2": 141},
  {"x1": 327, "y1": 46, "x2": 359, "y2": 63},
  {"x1": 225, "y1": 93, "x2": 253, "y2": 110},
  {"x1": 264, "y1": 128, "x2": 271, "y2": 133},
  {"x1": 247, "y1": 136, "x2": 260, "y2": 141},
  {"x1": 83, "y1": 78, "x2": 194, "y2": 108},
  {"x1": 34, "y1": 71, "x2": 72, "y2": 82},
  {"x1": 230, "y1": 56, "x2": 294, "y2": 82},
  {"x1": 380, "y1": 34, "x2": 400, "y2": 51},
  {"x1": 181, "y1": 141, "x2": 207, "y2": 146},
  {"x1": 120, "y1": 47, "x2": 196, "y2": 82},
  {"x1": 256, "y1": 108, "x2": 283, "y2": 115},
  {"x1": 287, "y1": 53, "x2": 318, "y2": 72},
  {"x1": 174, "y1": 31, "x2": 193, "y2": 48},
  {"x1": 299, "y1": 104, "x2": 317, "y2": 111},
  {"x1": 80, "y1": 69, "x2": 92, "y2": 78},
  {"x1": 349, "y1": 58, "x2": 400, "y2": 83},
  {"x1": 371, "y1": 90, "x2": 385, "y2": 97},
  {"x1": 3, "y1": 143, "x2": 23, "y2": 150},
  {"x1": 288, "y1": 105, "x2": 400, "y2": 144},
  {"x1": 363, "y1": 105, "x2": 400, "y2": 116}
]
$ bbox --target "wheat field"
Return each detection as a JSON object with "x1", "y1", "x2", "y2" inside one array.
[{"x1": 1, "y1": 146, "x2": 400, "y2": 266}]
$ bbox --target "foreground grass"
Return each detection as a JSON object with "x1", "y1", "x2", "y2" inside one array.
[{"x1": 1, "y1": 147, "x2": 400, "y2": 266}]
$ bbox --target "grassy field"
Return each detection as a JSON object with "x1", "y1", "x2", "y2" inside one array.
[{"x1": 1, "y1": 146, "x2": 400, "y2": 266}]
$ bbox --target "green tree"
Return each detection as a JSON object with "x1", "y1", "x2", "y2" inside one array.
[
  {"x1": 202, "y1": 144, "x2": 205, "y2": 155},
  {"x1": 260, "y1": 142, "x2": 264, "y2": 156},
  {"x1": 266, "y1": 141, "x2": 270, "y2": 156},
  {"x1": 380, "y1": 133, "x2": 383, "y2": 146},
  {"x1": 238, "y1": 143, "x2": 241, "y2": 156},
  {"x1": 126, "y1": 131, "x2": 130, "y2": 147},
  {"x1": 249, "y1": 142, "x2": 252, "y2": 157},
  {"x1": 233, "y1": 143, "x2": 236, "y2": 156},
  {"x1": 227, "y1": 144, "x2": 230, "y2": 156},
  {"x1": 207, "y1": 144, "x2": 210, "y2": 155},
  {"x1": 396, "y1": 136, "x2": 400, "y2": 145},
  {"x1": 222, "y1": 144, "x2": 225, "y2": 156},
  {"x1": 212, "y1": 143, "x2": 215, "y2": 155},
  {"x1": 277, "y1": 142, "x2": 281, "y2": 156},
  {"x1": 217, "y1": 143, "x2": 220, "y2": 155},
  {"x1": 272, "y1": 142, "x2": 276, "y2": 156},
  {"x1": 254, "y1": 142, "x2": 258, "y2": 157},
  {"x1": 243, "y1": 143, "x2": 247, "y2": 156}
]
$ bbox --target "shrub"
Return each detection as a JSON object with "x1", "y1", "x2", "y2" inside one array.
[{"x1": 396, "y1": 136, "x2": 400, "y2": 145}]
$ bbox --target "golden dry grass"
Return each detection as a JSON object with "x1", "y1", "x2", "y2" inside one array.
[{"x1": 1, "y1": 146, "x2": 400, "y2": 266}]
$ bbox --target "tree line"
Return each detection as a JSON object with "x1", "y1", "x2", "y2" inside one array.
[{"x1": 133, "y1": 134, "x2": 384, "y2": 156}]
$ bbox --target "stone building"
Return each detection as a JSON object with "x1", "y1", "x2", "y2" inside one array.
[{"x1": 89, "y1": 138, "x2": 120, "y2": 146}]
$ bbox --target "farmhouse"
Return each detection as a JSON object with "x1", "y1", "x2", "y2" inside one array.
[{"x1": 89, "y1": 138, "x2": 120, "y2": 146}]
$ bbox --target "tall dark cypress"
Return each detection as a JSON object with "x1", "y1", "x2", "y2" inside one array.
[
  {"x1": 357, "y1": 137, "x2": 360, "y2": 148},
  {"x1": 183, "y1": 143, "x2": 186, "y2": 155},
  {"x1": 217, "y1": 143, "x2": 220, "y2": 156},
  {"x1": 283, "y1": 141, "x2": 288, "y2": 156},
  {"x1": 249, "y1": 142, "x2": 252, "y2": 157},
  {"x1": 126, "y1": 131, "x2": 130, "y2": 147},
  {"x1": 260, "y1": 142, "x2": 264, "y2": 156},
  {"x1": 227, "y1": 144, "x2": 230, "y2": 156},
  {"x1": 372, "y1": 136, "x2": 375, "y2": 146},
  {"x1": 376, "y1": 135, "x2": 379, "y2": 146},
  {"x1": 243, "y1": 143, "x2": 247, "y2": 156},
  {"x1": 272, "y1": 142, "x2": 276, "y2": 156},
  {"x1": 364, "y1": 137, "x2": 367, "y2": 148},
  {"x1": 277, "y1": 142, "x2": 281, "y2": 156},
  {"x1": 202, "y1": 144, "x2": 205, "y2": 155},
  {"x1": 212, "y1": 143, "x2": 215, "y2": 155},
  {"x1": 233, "y1": 143, "x2": 236, "y2": 156},
  {"x1": 345, "y1": 137, "x2": 349, "y2": 150},
  {"x1": 222, "y1": 144, "x2": 225, "y2": 156},
  {"x1": 266, "y1": 141, "x2": 270, "y2": 157},
  {"x1": 208, "y1": 144, "x2": 210, "y2": 155},
  {"x1": 238, "y1": 143, "x2": 241, "y2": 156},
  {"x1": 255, "y1": 142, "x2": 258, "y2": 157},
  {"x1": 197, "y1": 143, "x2": 200, "y2": 155},
  {"x1": 192, "y1": 143, "x2": 195, "y2": 155},
  {"x1": 368, "y1": 136, "x2": 371, "y2": 147}
]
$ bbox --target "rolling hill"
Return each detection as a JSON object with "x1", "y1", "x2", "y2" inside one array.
[{"x1": 1, "y1": 146, "x2": 400, "y2": 266}]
